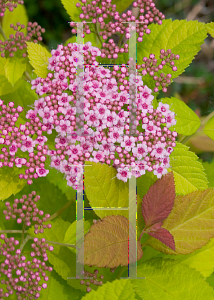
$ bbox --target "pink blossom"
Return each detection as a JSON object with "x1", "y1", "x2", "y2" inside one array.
[
  {"x1": 55, "y1": 120, "x2": 72, "y2": 137},
  {"x1": 116, "y1": 167, "x2": 132, "y2": 182},
  {"x1": 15, "y1": 158, "x2": 27, "y2": 168},
  {"x1": 21, "y1": 137, "x2": 36, "y2": 153},
  {"x1": 121, "y1": 136, "x2": 136, "y2": 152},
  {"x1": 153, "y1": 164, "x2": 168, "y2": 178},
  {"x1": 36, "y1": 168, "x2": 49, "y2": 177},
  {"x1": 132, "y1": 143, "x2": 148, "y2": 159}
]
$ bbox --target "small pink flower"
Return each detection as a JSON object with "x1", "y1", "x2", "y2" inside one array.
[
  {"x1": 9, "y1": 143, "x2": 18, "y2": 156},
  {"x1": 92, "y1": 151, "x2": 104, "y2": 163},
  {"x1": 116, "y1": 167, "x2": 132, "y2": 182},
  {"x1": 154, "y1": 165, "x2": 168, "y2": 178},
  {"x1": 21, "y1": 137, "x2": 36, "y2": 153},
  {"x1": 132, "y1": 143, "x2": 148, "y2": 159},
  {"x1": 35, "y1": 136, "x2": 48, "y2": 146},
  {"x1": 36, "y1": 168, "x2": 49, "y2": 177},
  {"x1": 55, "y1": 120, "x2": 71, "y2": 137},
  {"x1": 50, "y1": 156, "x2": 61, "y2": 169},
  {"x1": 15, "y1": 158, "x2": 27, "y2": 168},
  {"x1": 26, "y1": 109, "x2": 37, "y2": 120},
  {"x1": 121, "y1": 136, "x2": 136, "y2": 152},
  {"x1": 157, "y1": 103, "x2": 170, "y2": 116}
]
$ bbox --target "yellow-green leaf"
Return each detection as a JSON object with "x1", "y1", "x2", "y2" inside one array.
[
  {"x1": 161, "y1": 97, "x2": 201, "y2": 135},
  {"x1": 61, "y1": 0, "x2": 81, "y2": 21},
  {"x1": 132, "y1": 258, "x2": 214, "y2": 300},
  {"x1": 78, "y1": 215, "x2": 143, "y2": 268},
  {"x1": 0, "y1": 75, "x2": 22, "y2": 96},
  {"x1": 84, "y1": 161, "x2": 129, "y2": 218},
  {"x1": 204, "y1": 115, "x2": 214, "y2": 141},
  {"x1": 0, "y1": 166, "x2": 26, "y2": 201},
  {"x1": 26, "y1": 42, "x2": 51, "y2": 78},
  {"x1": 4, "y1": 57, "x2": 26, "y2": 86},
  {"x1": 0, "y1": 57, "x2": 6, "y2": 76},
  {"x1": 206, "y1": 22, "x2": 214, "y2": 38},
  {"x1": 2, "y1": 4, "x2": 28, "y2": 37},
  {"x1": 169, "y1": 142, "x2": 208, "y2": 195},
  {"x1": 81, "y1": 279, "x2": 136, "y2": 300},
  {"x1": 146, "y1": 188, "x2": 214, "y2": 255}
]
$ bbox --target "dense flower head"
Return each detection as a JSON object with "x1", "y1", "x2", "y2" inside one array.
[
  {"x1": 0, "y1": 0, "x2": 23, "y2": 17},
  {"x1": 0, "y1": 22, "x2": 45, "y2": 58},
  {"x1": 70, "y1": 0, "x2": 165, "y2": 59},
  {"x1": 0, "y1": 99, "x2": 50, "y2": 185},
  {"x1": 3, "y1": 191, "x2": 52, "y2": 234},
  {"x1": 28, "y1": 42, "x2": 178, "y2": 191},
  {"x1": 0, "y1": 235, "x2": 53, "y2": 299}
]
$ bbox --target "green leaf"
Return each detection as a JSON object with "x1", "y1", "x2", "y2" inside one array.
[
  {"x1": 2, "y1": 4, "x2": 28, "y2": 37},
  {"x1": 206, "y1": 22, "x2": 214, "y2": 38},
  {"x1": 168, "y1": 237, "x2": 214, "y2": 278},
  {"x1": 169, "y1": 142, "x2": 208, "y2": 195},
  {"x1": 40, "y1": 269, "x2": 86, "y2": 300},
  {"x1": 111, "y1": 0, "x2": 134, "y2": 14},
  {"x1": 45, "y1": 167, "x2": 76, "y2": 201},
  {"x1": 137, "y1": 171, "x2": 158, "y2": 200},
  {"x1": 81, "y1": 279, "x2": 136, "y2": 300},
  {"x1": 202, "y1": 160, "x2": 214, "y2": 188},
  {"x1": 78, "y1": 215, "x2": 143, "y2": 268},
  {"x1": 161, "y1": 97, "x2": 201, "y2": 135},
  {"x1": 138, "y1": 19, "x2": 207, "y2": 89},
  {"x1": 63, "y1": 219, "x2": 93, "y2": 251},
  {"x1": 0, "y1": 79, "x2": 37, "y2": 114},
  {"x1": 84, "y1": 161, "x2": 129, "y2": 218},
  {"x1": 61, "y1": 0, "x2": 81, "y2": 21},
  {"x1": 0, "y1": 57, "x2": 6, "y2": 76},
  {"x1": 131, "y1": 258, "x2": 214, "y2": 300},
  {"x1": 4, "y1": 57, "x2": 26, "y2": 86},
  {"x1": 26, "y1": 42, "x2": 51, "y2": 78},
  {"x1": 0, "y1": 75, "x2": 22, "y2": 96},
  {"x1": 146, "y1": 188, "x2": 214, "y2": 255},
  {"x1": 0, "y1": 166, "x2": 26, "y2": 201},
  {"x1": 204, "y1": 116, "x2": 214, "y2": 141}
]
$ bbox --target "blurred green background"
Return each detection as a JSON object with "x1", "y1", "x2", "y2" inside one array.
[{"x1": 23, "y1": 0, "x2": 214, "y2": 160}]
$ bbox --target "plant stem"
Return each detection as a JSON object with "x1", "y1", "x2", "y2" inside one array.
[
  {"x1": 95, "y1": 22, "x2": 103, "y2": 46},
  {"x1": 179, "y1": 110, "x2": 214, "y2": 144},
  {"x1": 24, "y1": 71, "x2": 32, "y2": 82},
  {"x1": 138, "y1": 228, "x2": 146, "y2": 242},
  {"x1": 0, "y1": 23, "x2": 7, "y2": 41},
  {"x1": 20, "y1": 223, "x2": 26, "y2": 248},
  {"x1": 20, "y1": 234, "x2": 31, "y2": 252},
  {"x1": 47, "y1": 196, "x2": 76, "y2": 222},
  {"x1": 0, "y1": 230, "x2": 27, "y2": 234}
]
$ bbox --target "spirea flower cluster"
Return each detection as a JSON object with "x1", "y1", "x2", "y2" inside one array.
[
  {"x1": 0, "y1": 235, "x2": 53, "y2": 299},
  {"x1": 70, "y1": 0, "x2": 165, "y2": 59},
  {"x1": 27, "y1": 41, "x2": 178, "y2": 191},
  {"x1": 0, "y1": 22, "x2": 45, "y2": 58},
  {"x1": 0, "y1": 0, "x2": 23, "y2": 17},
  {"x1": 0, "y1": 191, "x2": 53, "y2": 299},
  {"x1": 3, "y1": 191, "x2": 52, "y2": 234},
  {"x1": 0, "y1": 99, "x2": 50, "y2": 185}
]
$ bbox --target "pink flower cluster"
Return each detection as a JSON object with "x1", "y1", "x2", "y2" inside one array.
[
  {"x1": 0, "y1": 22, "x2": 45, "y2": 58},
  {"x1": 28, "y1": 42, "x2": 177, "y2": 191},
  {"x1": 0, "y1": 100, "x2": 50, "y2": 185},
  {"x1": 3, "y1": 191, "x2": 52, "y2": 234},
  {"x1": 70, "y1": 0, "x2": 165, "y2": 59},
  {"x1": 0, "y1": 0, "x2": 23, "y2": 17},
  {"x1": 0, "y1": 235, "x2": 53, "y2": 299}
]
